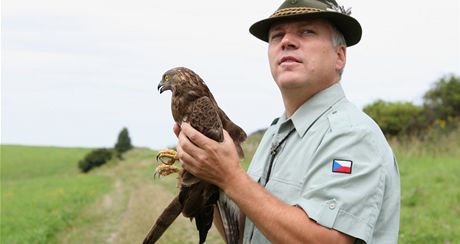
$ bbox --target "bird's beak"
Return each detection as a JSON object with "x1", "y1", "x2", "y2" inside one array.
[{"x1": 157, "y1": 80, "x2": 165, "y2": 94}]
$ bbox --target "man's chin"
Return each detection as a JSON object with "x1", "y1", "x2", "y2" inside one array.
[{"x1": 275, "y1": 73, "x2": 306, "y2": 88}]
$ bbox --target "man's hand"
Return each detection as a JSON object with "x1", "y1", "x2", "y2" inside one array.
[{"x1": 175, "y1": 122, "x2": 245, "y2": 189}]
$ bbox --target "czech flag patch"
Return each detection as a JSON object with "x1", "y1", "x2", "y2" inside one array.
[{"x1": 332, "y1": 159, "x2": 353, "y2": 174}]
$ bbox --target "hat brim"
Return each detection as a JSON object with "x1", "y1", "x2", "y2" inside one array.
[{"x1": 249, "y1": 11, "x2": 362, "y2": 46}]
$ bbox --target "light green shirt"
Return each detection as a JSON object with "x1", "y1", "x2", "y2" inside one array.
[{"x1": 243, "y1": 83, "x2": 400, "y2": 244}]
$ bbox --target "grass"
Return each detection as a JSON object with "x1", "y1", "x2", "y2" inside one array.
[
  {"x1": 1, "y1": 145, "x2": 223, "y2": 244},
  {"x1": 241, "y1": 129, "x2": 264, "y2": 170},
  {"x1": 54, "y1": 148, "x2": 157, "y2": 244},
  {"x1": 2, "y1": 145, "x2": 90, "y2": 180},
  {"x1": 397, "y1": 154, "x2": 460, "y2": 243},
  {"x1": 393, "y1": 126, "x2": 460, "y2": 243},
  {"x1": 55, "y1": 148, "x2": 224, "y2": 244},
  {"x1": 1, "y1": 126, "x2": 459, "y2": 244},
  {"x1": 1, "y1": 145, "x2": 111, "y2": 244}
]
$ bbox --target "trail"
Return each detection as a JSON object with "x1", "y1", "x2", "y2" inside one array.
[{"x1": 56, "y1": 149, "x2": 224, "y2": 244}]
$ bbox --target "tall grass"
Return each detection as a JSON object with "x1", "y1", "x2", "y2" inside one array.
[
  {"x1": 1, "y1": 145, "x2": 111, "y2": 244},
  {"x1": 392, "y1": 126, "x2": 460, "y2": 243}
]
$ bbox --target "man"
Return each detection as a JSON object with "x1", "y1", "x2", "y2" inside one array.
[{"x1": 175, "y1": 0, "x2": 400, "y2": 243}]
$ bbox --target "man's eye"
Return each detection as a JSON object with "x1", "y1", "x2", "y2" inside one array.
[
  {"x1": 269, "y1": 32, "x2": 283, "y2": 41},
  {"x1": 301, "y1": 29, "x2": 315, "y2": 35}
]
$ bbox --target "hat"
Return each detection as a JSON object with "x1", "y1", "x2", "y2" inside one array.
[{"x1": 249, "y1": 0, "x2": 362, "y2": 46}]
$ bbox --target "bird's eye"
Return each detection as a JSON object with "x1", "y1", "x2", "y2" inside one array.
[{"x1": 164, "y1": 75, "x2": 169, "y2": 81}]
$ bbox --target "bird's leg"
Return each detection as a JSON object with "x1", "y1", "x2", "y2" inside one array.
[{"x1": 155, "y1": 149, "x2": 181, "y2": 177}]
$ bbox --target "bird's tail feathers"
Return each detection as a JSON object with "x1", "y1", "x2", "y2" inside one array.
[
  {"x1": 143, "y1": 195, "x2": 183, "y2": 244},
  {"x1": 195, "y1": 205, "x2": 215, "y2": 244}
]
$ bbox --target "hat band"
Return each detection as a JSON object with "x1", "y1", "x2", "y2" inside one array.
[{"x1": 270, "y1": 7, "x2": 322, "y2": 18}]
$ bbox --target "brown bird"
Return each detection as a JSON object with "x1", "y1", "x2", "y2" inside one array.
[{"x1": 143, "y1": 67, "x2": 247, "y2": 244}]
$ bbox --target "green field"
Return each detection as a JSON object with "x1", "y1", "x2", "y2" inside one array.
[
  {"x1": 1, "y1": 145, "x2": 224, "y2": 244},
  {"x1": 398, "y1": 153, "x2": 460, "y2": 243},
  {"x1": 1, "y1": 145, "x2": 111, "y2": 244},
  {"x1": 1, "y1": 131, "x2": 459, "y2": 243}
]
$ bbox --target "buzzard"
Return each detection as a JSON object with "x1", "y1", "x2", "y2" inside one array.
[{"x1": 143, "y1": 67, "x2": 247, "y2": 244}]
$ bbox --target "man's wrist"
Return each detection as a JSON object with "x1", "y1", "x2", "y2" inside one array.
[{"x1": 221, "y1": 166, "x2": 250, "y2": 198}]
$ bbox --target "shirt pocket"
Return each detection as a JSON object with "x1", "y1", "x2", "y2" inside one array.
[{"x1": 266, "y1": 178, "x2": 302, "y2": 205}]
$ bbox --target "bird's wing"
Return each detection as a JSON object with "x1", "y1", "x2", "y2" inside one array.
[
  {"x1": 187, "y1": 96, "x2": 224, "y2": 142},
  {"x1": 181, "y1": 95, "x2": 223, "y2": 188},
  {"x1": 217, "y1": 108, "x2": 247, "y2": 159},
  {"x1": 217, "y1": 191, "x2": 241, "y2": 244}
]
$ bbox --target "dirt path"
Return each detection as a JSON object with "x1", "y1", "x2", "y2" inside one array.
[{"x1": 57, "y1": 149, "x2": 224, "y2": 244}]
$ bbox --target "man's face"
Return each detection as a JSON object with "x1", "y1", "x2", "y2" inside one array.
[{"x1": 268, "y1": 18, "x2": 345, "y2": 94}]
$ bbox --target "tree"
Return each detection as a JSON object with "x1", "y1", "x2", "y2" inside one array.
[
  {"x1": 114, "y1": 127, "x2": 133, "y2": 154},
  {"x1": 423, "y1": 74, "x2": 460, "y2": 121},
  {"x1": 363, "y1": 100, "x2": 423, "y2": 136}
]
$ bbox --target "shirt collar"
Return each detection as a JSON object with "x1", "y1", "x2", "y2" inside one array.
[{"x1": 278, "y1": 83, "x2": 346, "y2": 137}]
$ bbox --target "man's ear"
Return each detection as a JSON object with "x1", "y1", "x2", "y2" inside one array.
[{"x1": 335, "y1": 45, "x2": 347, "y2": 71}]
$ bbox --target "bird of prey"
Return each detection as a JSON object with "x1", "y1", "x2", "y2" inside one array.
[{"x1": 143, "y1": 67, "x2": 247, "y2": 244}]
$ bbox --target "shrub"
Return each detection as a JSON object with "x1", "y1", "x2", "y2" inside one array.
[
  {"x1": 78, "y1": 148, "x2": 113, "y2": 173},
  {"x1": 363, "y1": 100, "x2": 424, "y2": 136}
]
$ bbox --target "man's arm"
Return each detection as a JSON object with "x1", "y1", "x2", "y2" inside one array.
[{"x1": 176, "y1": 123, "x2": 354, "y2": 244}]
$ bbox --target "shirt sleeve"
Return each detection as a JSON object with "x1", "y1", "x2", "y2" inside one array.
[{"x1": 295, "y1": 124, "x2": 389, "y2": 243}]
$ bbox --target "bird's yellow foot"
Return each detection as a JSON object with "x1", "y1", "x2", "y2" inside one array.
[
  {"x1": 155, "y1": 164, "x2": 180, "y2": 177},
  {"x1": 154, "y1": 149, "x2": 180, "y2": 178},
  {"x1": 156, "y1": 149, "x2": 178, "y2": 165}
]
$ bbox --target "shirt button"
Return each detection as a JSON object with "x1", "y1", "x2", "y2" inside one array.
[{"x1": 329, "y1": 203, "x2": 336, "y2": 210}]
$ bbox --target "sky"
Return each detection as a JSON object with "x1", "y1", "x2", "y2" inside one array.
[{"x1": 1, "y1": 0, "x2": 459, "y2": 149}]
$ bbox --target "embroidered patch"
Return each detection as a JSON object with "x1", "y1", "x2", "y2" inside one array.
[{"x1": 332, "y1": 159, "x2": 352, "y2": 174}]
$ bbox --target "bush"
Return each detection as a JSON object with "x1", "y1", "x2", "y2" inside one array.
[
  {"x1": 423, "y1": 74, "x2": 460, "y2": 122},
  {"x1": 114, "y1": 127, "x2": 133, "y2": 155},
  {"x1": 363, "y1": 100, "x2": 424, "y2": 136},
  {"x1": 78, "y1": 148, "x2": 113, "y2": 173}
]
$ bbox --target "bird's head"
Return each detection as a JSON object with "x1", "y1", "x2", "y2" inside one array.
[
  {"x1": 158, "y1": 69, "x2": 176, "y2": 94},
  {"x1": 157, "y1": 67, "x2": 204, "y2": 94}
]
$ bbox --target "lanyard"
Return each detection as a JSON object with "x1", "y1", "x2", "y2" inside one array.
[
  {"x1": 261, "y1": 127, "x2": 296, "y2": 186},
  {"x1": 248, "y1": 127, "x2": 296, "y2": 242}
]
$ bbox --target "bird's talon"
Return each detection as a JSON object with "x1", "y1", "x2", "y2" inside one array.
[
  {"x1": 155, "y1": 164, "x2": 180, "y2": 177},
  {"x1": 156, "y1": 149, "x2": 178, "y2": 165}
]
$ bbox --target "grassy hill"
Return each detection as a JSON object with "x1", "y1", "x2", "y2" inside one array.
[
  {"x1": 0, "y1": 145, "x2": 223, "y2": 244},
  {"x1": 1, "y1": 145, "x2": 111, "y2": 244},
  {"x1": 1, "y1": 126, "x2": 459, "y2": 243}
]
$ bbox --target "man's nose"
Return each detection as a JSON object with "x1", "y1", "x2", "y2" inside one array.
[{"x1": 281, "y1": 33, "x2": 298, "y2": 50}]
